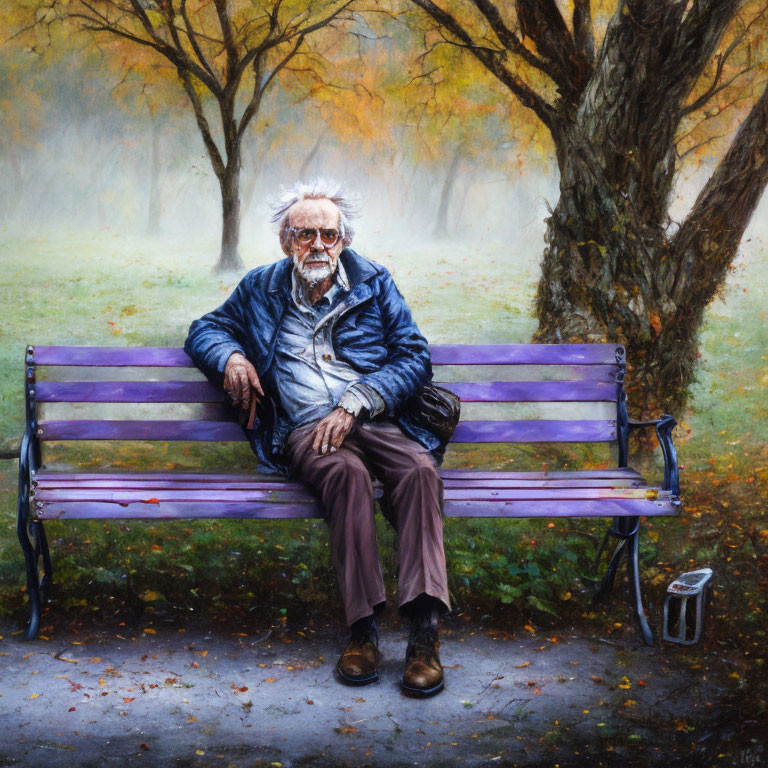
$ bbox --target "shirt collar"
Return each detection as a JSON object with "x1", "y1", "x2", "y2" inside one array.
[{"x1": 291, "y1": 257, "x2": 350, "y2": 311}]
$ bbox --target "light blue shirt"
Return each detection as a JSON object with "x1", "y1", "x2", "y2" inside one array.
[{"x1": 272, "y1": 262, "x2": 386, "y2": 430}]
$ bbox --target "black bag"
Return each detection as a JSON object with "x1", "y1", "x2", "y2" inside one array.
[{"x1": 402, "y1": 383, "x2": 461, "y2": 463}]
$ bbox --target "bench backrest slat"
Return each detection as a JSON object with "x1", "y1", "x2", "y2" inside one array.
[
  {"x1": 29, "y1": 344, "x2": 624, "y2": 446},
  {"x1": 36, "y1": 418, "x2": 617, "y2": 443},
  {"x1": 35, "y1": 379, "x2": 618, "y2": 404},
  {"x1": 32, "y1": 344, "x2": 622, "y2": 367}
]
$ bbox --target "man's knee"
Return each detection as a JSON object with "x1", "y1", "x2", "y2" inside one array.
[
  {"x1": 316, "y1": 453, "x2": 372, "y2": 496},
  {"x1": 397, "y1": 453, "x2": 440, "y2": 489}
]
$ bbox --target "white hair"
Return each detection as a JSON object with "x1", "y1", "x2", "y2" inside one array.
[{"x1": 271, "y1": 178, "x2": 359, "y2": 250}]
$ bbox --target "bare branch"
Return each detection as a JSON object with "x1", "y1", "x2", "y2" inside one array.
[
  {"x1": 237, "y1": 33, "x2": 304, "y2": 139},
  {"x1": 677, "y1": 131, "x2": 733, "y2": 161},
  {"x1": 410, "y1": 0, "x2": 557, "y2": 129},
  {"x1": 682, "y1": 64, "x2": 755, "y2": 116},
  {"x1": 468, "y1": 0, "x2": 551, "y2": 76},
  {"x1": 213, "y1": 0, "x2": 238, "y2": 66},
  {"x1": 179, "y1": 0, "x2": 219, "y2": 85},
  {"x1": 177, "y1": 67, "x2": 225, "y2": 179},
  {"x1": 572, "y1": 0, "x2": 594, "y2": 62},
  {"x1": 515, "y1": 0, "x2": 590, "y2": 99},
  {"x1": 681, "y1": 4, "x2": 767, "y2": 115}
]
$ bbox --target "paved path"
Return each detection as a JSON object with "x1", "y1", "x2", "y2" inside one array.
[{"x1": 0, "y1": 617, "x2": 747, "y2": 767}]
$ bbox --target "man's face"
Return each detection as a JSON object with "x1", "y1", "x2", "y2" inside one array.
[{"x1": 285, "y1": 198, "x2": 344, "y2": 286}]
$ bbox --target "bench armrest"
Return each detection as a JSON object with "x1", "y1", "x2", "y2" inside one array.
[{"x1": 627, "y1": 414, "x2": 680, "y2": 496}]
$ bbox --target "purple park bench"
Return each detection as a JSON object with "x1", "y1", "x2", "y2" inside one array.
[{"x1": 17, "y1": 343, "x2": 681, "y2": 644}]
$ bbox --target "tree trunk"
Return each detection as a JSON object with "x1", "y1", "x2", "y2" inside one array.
[
  {"x1": 146, "y1": 118, "x2": 162, "y2": 236},
  {"x1": 535, "y1": 77, "x2": 768, "y2": 418},
  {"x1": 433, "y1": 145, "x2": 464, "y2": 238},
  {"x1": 215, "y1": 149, "x2": 244, "y2": 273},
  {"x1": 532, "y1": 1, "x2": 758, "y2": 418}
]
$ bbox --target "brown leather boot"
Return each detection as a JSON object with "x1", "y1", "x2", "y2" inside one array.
[
  {"x1": 336, "y1": 620, "x2": 381, "y2": 686},
  {"x1": 402, "y1": 626, "x2": 444, "y2": 697}
]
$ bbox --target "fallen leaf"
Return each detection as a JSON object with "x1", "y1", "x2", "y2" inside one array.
[
  {"x1": 30, "y1": 693, "x2": 42, "y2": 699},
  {"x1": 143, "y1": 628, "x2": 156, "y2": 635},
  {"x1": 514, "y1": 661, "x2": 531, "y2": 668},
  {"x1": 142, "y1": 498, "x2": 160, "y2": 504},
  {"x1": 123, "y1": 697, "x2": 135, "y2": 703}
]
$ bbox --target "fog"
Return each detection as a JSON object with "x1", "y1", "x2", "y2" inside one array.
[{"x1": 2, "y1": 69, "x2": 768, "y2": 279}]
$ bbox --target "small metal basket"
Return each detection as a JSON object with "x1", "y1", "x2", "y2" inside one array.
[{"x1": 662, "y1": 568, "x2": 713, "y2": 645}]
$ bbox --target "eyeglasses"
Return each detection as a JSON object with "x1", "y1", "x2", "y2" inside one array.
[{"x1": 288, "y1": 227, "x2": 341, "y2": 247}]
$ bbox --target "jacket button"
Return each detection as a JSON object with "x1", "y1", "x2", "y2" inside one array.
[{"x1": 322, "y1": 353, "x2": 332, "y2": 361}]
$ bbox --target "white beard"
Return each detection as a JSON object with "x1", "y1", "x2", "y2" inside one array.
[{"x1": 292, "y1": 252, "x2": 335, "y2": 287}]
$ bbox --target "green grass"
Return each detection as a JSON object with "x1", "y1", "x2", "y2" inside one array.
[{"x1": 1, "y1": 229, "x2": 767, "y2": 658}]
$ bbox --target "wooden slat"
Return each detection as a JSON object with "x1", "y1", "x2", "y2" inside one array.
[
  {"x1": 37, "y1": 418, "x2": 617, "y2": 443},
  {"x1": 33, "y1": 477, "x2": 646, "y2": 491},
  {"x1": 32, "y1": 344, "x2": 622, "y2": 368},
  {"x1": 440, "y1": 381, "x2": 617, "y2": 402},
  {"x1": 36, "y1": 497, "x2": 679, "y2": 521},
  {"x1": 34, "y1": 468, "x2": 645, "y2": 483},
  {"x1": 35, "y1": 487, "x2": 671, "y2": 503},
  {"x1": 452, "y1": 420, "x2": 616, "y2": 443},
  {"x1": 35, "y1": 380, "x2": 618, "y2": 404},
  {"x1": 37, "y1": 420, "x2": 246, "y2": 442},
  {"x1": 431, "y1": 344, "x2": 620, "y2": 366},
  {"x1": 33, "y1": 346, "x2": 194, "y2": 367},
  {"x1": 36, "y1": 381, "x2": 223, "y2": 403}
]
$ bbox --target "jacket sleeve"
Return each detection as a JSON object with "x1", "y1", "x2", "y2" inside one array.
[
  {"x1": 183, "y1": 276, "x2": 250, "y2": 383},
  {"x1": 358, "y1": 270, "x2": 431, "y2": 414}
]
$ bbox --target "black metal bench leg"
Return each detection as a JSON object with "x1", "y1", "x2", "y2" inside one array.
[
  {"x1": 17, "y1": 516, "x2": 42, "y2": 641},
  {"x1": 35, "y1": 521, "x2": 53, "y2": 598},
  {"x1": 593, "y1": 538, "x2": 627, "y2": 603},
  {"x1": 628, "y1": 529, "x2": 654, "y2": 646}
]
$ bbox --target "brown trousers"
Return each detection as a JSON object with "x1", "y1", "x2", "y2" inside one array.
[{"x1": 286, "y1": 419, "x2": 451, "y2": 627}]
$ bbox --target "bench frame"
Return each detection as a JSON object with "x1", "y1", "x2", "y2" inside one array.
[{"x1": 17, "y1": 343, "x2": 681, "y2": 644}]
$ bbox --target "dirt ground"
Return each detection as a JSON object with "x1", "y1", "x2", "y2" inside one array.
[{"x1": 1, "y1": 610, "x2": 762, "y2": 768}]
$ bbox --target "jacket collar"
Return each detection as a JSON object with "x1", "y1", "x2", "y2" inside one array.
[{"x1": 267, "y1": 247, "x2": 378, "y2": 294}]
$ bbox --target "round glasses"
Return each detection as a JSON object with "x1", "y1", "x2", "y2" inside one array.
[{"x1": 288, "y1": 227, "x2": 341, "y2": 247}]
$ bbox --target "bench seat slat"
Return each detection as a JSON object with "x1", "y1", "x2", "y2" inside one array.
[
  {"x1": 35, "y1": 487, "x2": 672, "y2": 503},
  {"x1": 37, "y1": 419, "x2": 618, "y2": 443},
  {"x1": 33, "y1": 468, "x2": 644, "y2": 482},
  {"x1": 33, "y1": 477, "x2": 646, "y2": 490},
  {"x1": 36, "y1": 497, "x2": 678, "y2": 521},
  {"x1": 35, "y1": 379, "x2": 619, "y2": 404}
]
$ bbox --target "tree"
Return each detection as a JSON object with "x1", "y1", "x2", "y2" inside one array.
[
  {"x1": 406, "y1": 0, "x2": 768, "y2": 415},
  {"x1": 24, "y1": 0, "x2": 357, "y2": 271}
]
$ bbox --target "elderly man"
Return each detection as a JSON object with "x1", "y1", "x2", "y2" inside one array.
[{"x1": 184, "y1": 180, "x2": 451, "y2": 696}]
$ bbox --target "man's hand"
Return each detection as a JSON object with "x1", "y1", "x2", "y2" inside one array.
[
  {"x1": 312, "y1": 408, "x2": 356, "y2": 455},
  {"x1": 224, "y1": 353, "x2": 264, "y2": 429}
]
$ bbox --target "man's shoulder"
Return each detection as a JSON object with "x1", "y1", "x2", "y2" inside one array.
[
  {"x1": 239, "y1": 259, "x2": 291, "y2": 292},
  {"x1": 341, "y1": 248, "x2": 392, "y2": 286}
]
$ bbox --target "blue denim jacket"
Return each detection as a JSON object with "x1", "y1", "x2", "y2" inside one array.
[{"x1": 183, "y1": 248, "x2": 438, "y2": 474}]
